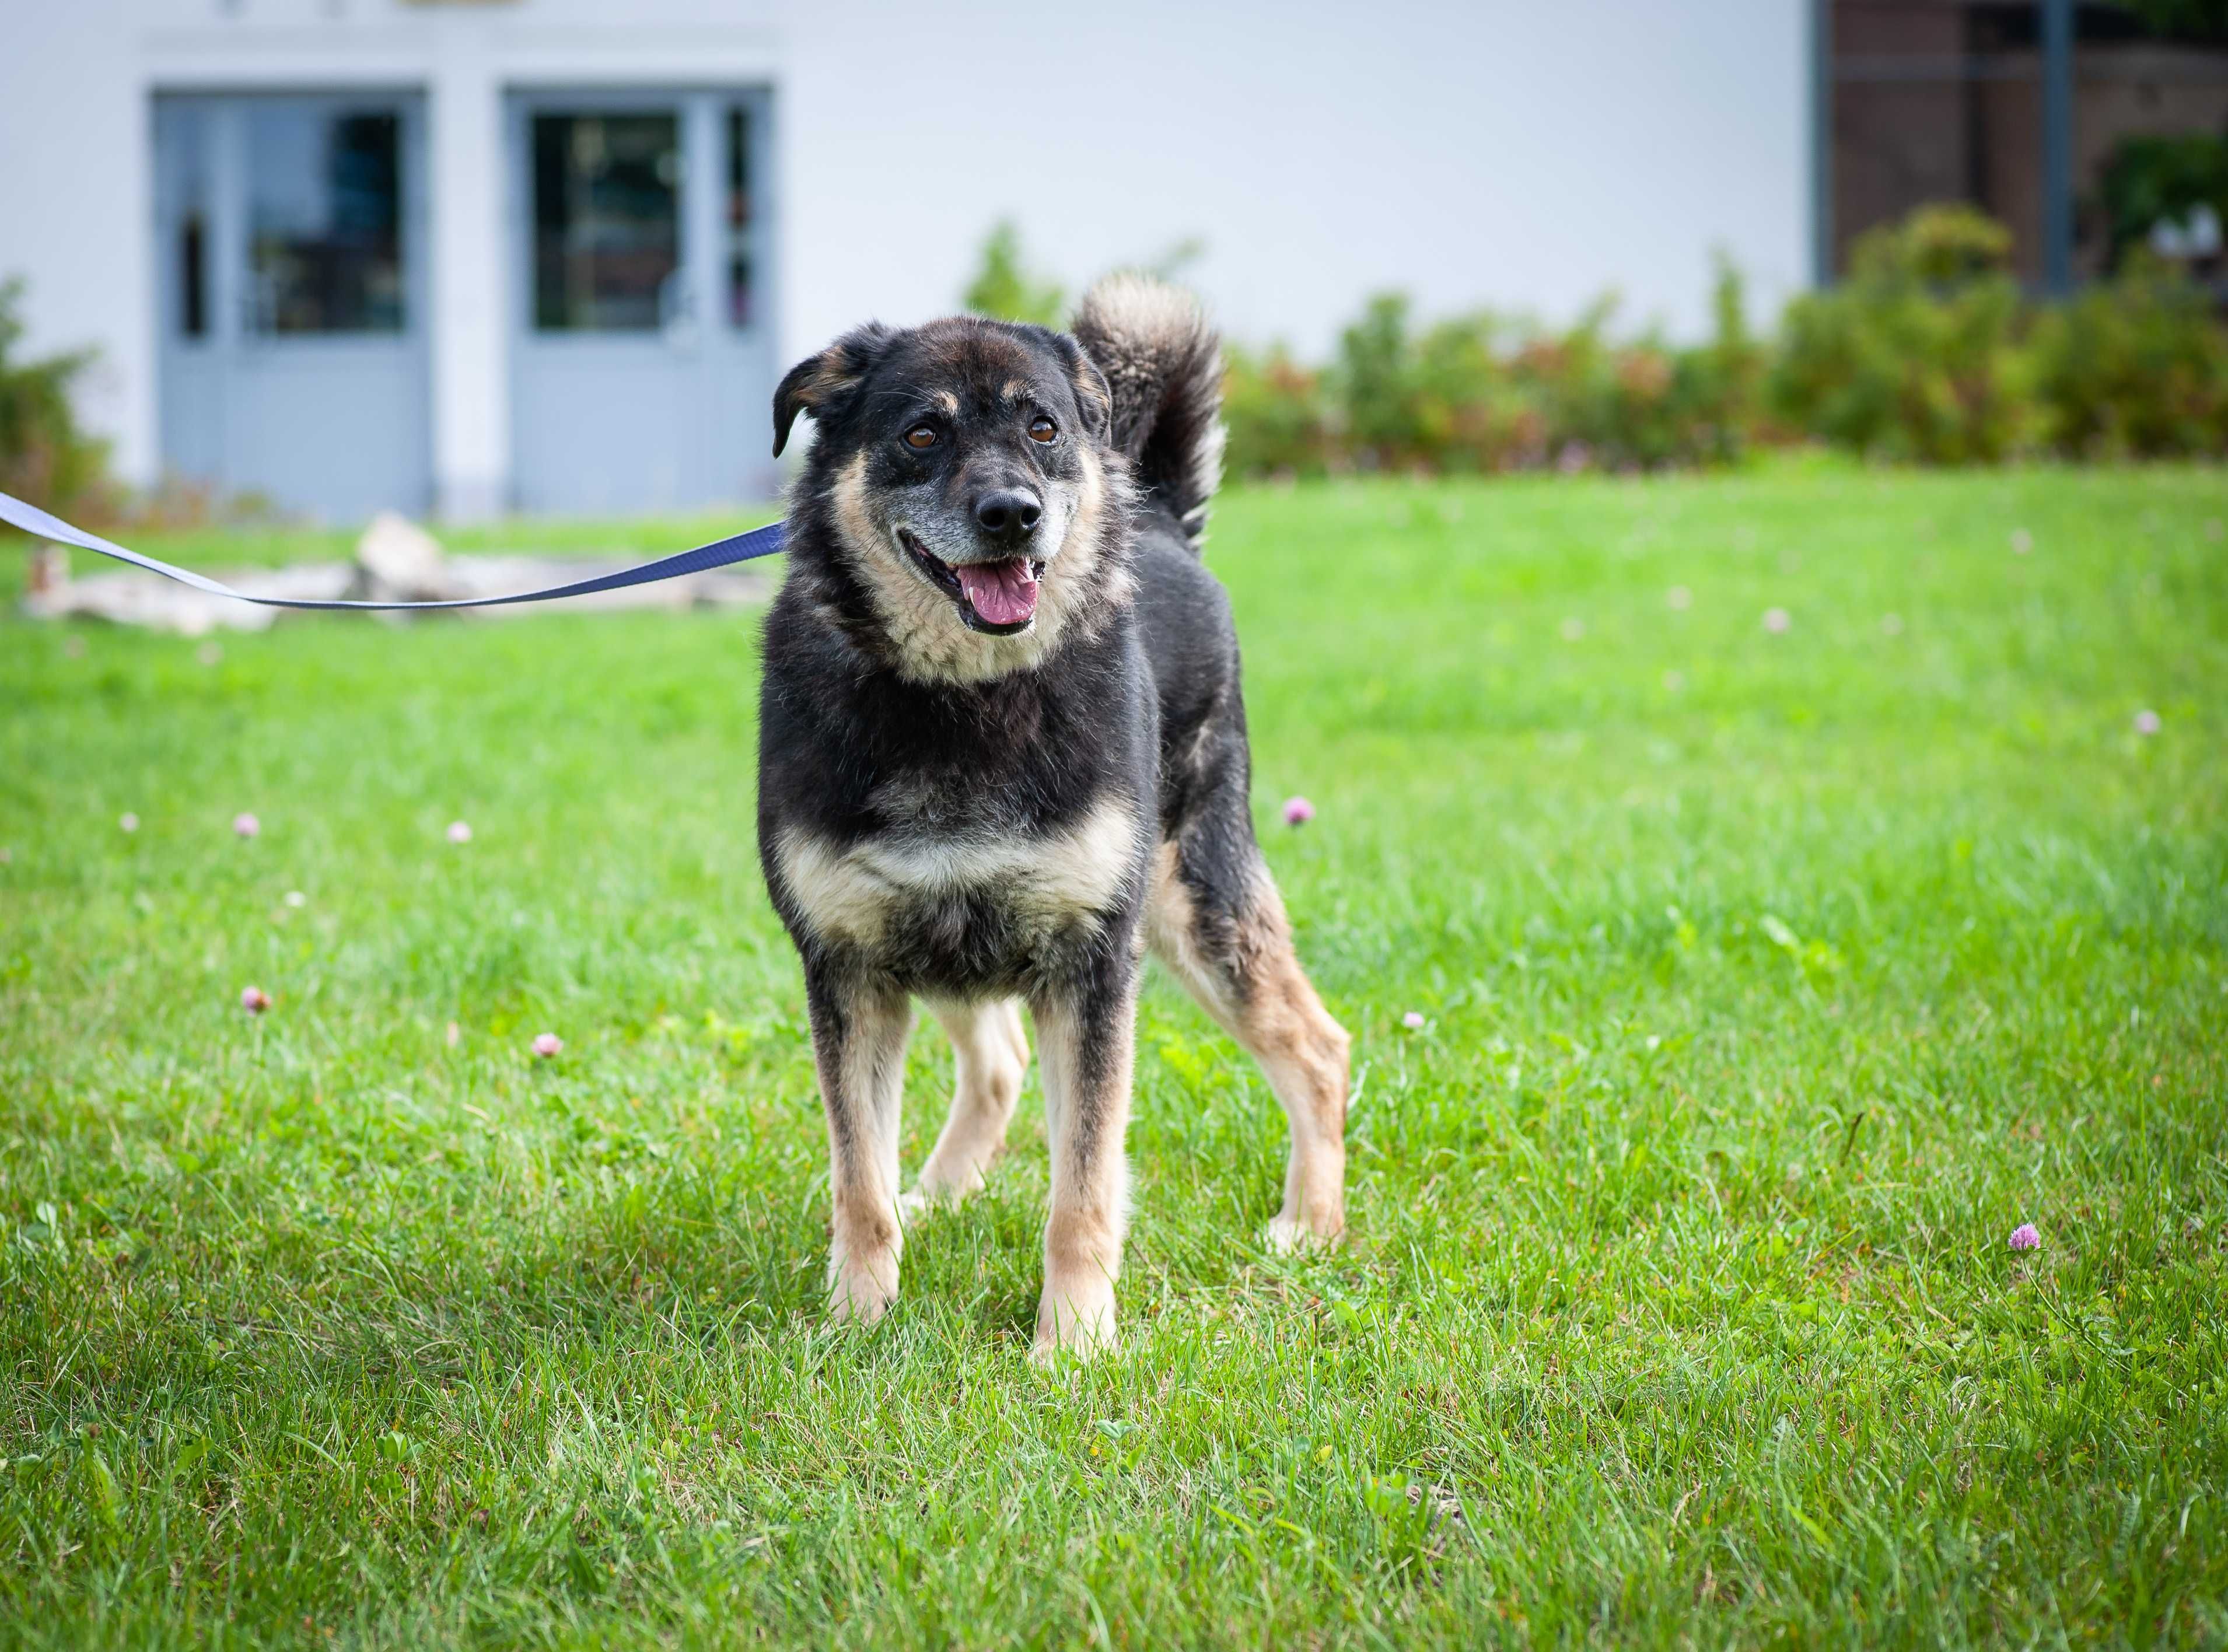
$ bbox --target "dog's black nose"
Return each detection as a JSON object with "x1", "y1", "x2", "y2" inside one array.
[{"x1": 974, "y1": 489, "x2": 1042, "y2": 542}]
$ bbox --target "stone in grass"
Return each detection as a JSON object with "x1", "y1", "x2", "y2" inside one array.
[{"x1": 356, "y1": 512, "x2": 451, "y2": 603}]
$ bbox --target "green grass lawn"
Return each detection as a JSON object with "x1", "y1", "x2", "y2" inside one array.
[{"x1": 2, "y1": 463, "x2": 2224, "y2": 1647}]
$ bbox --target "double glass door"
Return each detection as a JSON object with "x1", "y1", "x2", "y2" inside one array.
[
  {"x1": 155, "y1": 93, "x2": 432, "y2": 522},
  {"x1": 509, "y1": 90, "x2": 777, "y2": 514}
]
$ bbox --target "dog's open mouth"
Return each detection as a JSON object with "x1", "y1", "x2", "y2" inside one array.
[{"x1": 898, "y1": 530, "x2": 1044, "y2": 634}]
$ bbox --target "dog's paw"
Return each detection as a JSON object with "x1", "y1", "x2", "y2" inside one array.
[
  {"x1": 826, "y1": 1253, "x2": 900, "y2": 1327},
  {"x1": 1033, "y1": 1284, "x2": 1117, "y2": 1362},
  {"x1": 1029, "y1": 1324, "x2": 1115, "y2": 1366},
  {"x1": 1266, "y1": 1208, "x2": 1344, "y2": 1255}
]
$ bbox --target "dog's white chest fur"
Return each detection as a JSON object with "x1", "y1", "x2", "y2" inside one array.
[{"x1": 775, "y1": 796, "x2": 1139, "y2": 950}]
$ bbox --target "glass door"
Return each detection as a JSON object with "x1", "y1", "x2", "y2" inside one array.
[
  {"x1": 155, "y1": 93, "x2": 432, "y2": 523},
  {"x1": 509, "y1": 88, "x2": 777, "y2": 516}
]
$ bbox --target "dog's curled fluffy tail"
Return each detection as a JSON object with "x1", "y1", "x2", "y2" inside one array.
[{"x1": 1073, "y1": 274, "x2": 1225, "y2": 552}]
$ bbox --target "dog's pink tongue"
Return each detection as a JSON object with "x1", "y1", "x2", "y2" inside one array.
[{"x1": 956, "y1": 558, "x2": 1039, "y2": 626}]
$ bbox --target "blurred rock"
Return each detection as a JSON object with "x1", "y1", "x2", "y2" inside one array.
[{"x1": 354, "y1": 512, "x2": 453, "y2": 602}]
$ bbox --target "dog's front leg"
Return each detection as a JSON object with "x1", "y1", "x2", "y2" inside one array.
[
  {"x1": 1030, "y1": 966, "x2": 1138, "y2": 1358},
  {"x1": 803, "y1": 968, "x2": 912, "y2": 1326}
]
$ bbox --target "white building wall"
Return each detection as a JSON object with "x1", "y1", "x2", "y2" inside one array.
[
  {"x1": 779, "y1": 0, "x2": 1809, "y2": 362},
  {"x1": 0, "y1": 0, "x2": 1806, "y2": 514},
  {"x1": 0, "y1": 0, "x2": 152, "y2": 485}
]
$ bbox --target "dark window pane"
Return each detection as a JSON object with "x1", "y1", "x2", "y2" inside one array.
[
  {"x1": 246, "y1": 107, "x2": 404, "y2": 334},
  {"x1": 533, "y1": 113, "x2": 681, "y2": 332},
  {"x1": 726, "y1": 106, "x2": 754, "y2": 327},
  {"x1": 180, "y1": 212, "x2": 207, "y2": 338}
]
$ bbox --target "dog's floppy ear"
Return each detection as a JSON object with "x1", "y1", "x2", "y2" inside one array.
[
  {"x1": 772, "y1": 323, "x2": 895, "y2": 457},
  {"x1": 1054, "y1": 335, "x2": 1114, "y2": 442}
]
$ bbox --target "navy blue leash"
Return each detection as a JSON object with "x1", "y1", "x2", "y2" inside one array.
[{"x1": 0, "y1": 488, "x2": 785, "y2": 611}]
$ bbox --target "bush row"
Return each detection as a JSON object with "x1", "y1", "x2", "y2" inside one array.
[
  {"x1": 1223, "y1": 205, "x2": 2228, "y2": 479},
  {"x1": 0, "y1": 277, "x2": 109, "y2": 516},
  {"x1": 12, "y1": 203, "x2": 2227, "y2": 527}
]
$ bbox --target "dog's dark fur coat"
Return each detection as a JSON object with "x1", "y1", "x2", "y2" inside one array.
[{"x1": 757, "y1": 276, "x2": 1348, "y2": 1353}]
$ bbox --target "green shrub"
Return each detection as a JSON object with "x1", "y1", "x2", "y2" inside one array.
[
  {"x1": 961, "y1": 221, "x2": 1065, "y2": 328},
  {"x1": 1769, "y1": 204, "x2": 2036, "y2": 464},
  {"x1": 1414, "y1": 310, "x2": 1542, "y2": 471},
  {"x1": 1225, "y1": 260, "x2": 1767, "y2": 481},
  {"x1": 2032, "y1": 253, "x2": 2228, "y2": 456},
  {"x1": 1513, "y1": 298, "x2": 1718, "y2": 472},
  {"x1": 1222, "y1": 344, "x2": 1330, "y2": 478},
  {"x1": 0, "y1": 276, "x2": 110, "y2": 516},
  {"x1": 1683, "y1": 253, "x2": 1771, "y2": 461},
  {"x1": 2119, "y1": 0, "x2": 2228, "y2": 40},
  {"x1": 1217, "y1": 202, "x2": 2228, "y2": 482},
  {"x1": 2097, "y1": 133, "x2": 2228, "y2": 266},
  {"x1": 1321, "y1": 298, "x2": 1536, "y2": 473},
  {"x1": 1333, "y1": 292, "x2": 1431, "y2": 468}
]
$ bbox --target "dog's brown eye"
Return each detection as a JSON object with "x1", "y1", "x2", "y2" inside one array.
[
  {"x1": 904, "y1": 425, "x2": 938, "y2": 450},
  {"x1": 1028, "y1": 416, "x2": 1057, "y2": 443}
]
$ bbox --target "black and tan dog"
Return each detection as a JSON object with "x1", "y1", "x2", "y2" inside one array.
[{"x1": 757, "y1": 276, "x2": 1348, "y2": 1356}]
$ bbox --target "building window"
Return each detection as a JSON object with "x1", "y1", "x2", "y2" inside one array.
[
  {"x1": 246, "y1": 107, "x2": 404, "y2": 333},
  {"x1": 179, "y1": 211, "x2": 208, "y2": 338},
  {"x1": 531, "y1": 113, "x2": 683, "y2": 332}
]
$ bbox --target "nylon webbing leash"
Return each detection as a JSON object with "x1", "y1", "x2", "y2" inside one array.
[{"x1": 0, "y1": 488, "x2": 786, "y2": 612}]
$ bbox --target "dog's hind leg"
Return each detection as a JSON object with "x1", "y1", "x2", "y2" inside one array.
[
  {"x1": 802, "y1": 969, "x2": 913, "y2": 1325},
  {"x1": 903, "y1": 998, "x2": 1029, "y2": 1217},
  {"x1": 1147, "y1": 839, "x2": 1350, "y2": 1251}
]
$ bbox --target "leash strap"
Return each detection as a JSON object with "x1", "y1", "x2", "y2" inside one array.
[{"x1": 0, "y1": 488, "x2": 786, "y2": 612}]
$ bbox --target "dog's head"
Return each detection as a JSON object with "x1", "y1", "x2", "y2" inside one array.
[{"x1": 773, "y1": 316, "x2": 1129, "y2": 681}]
